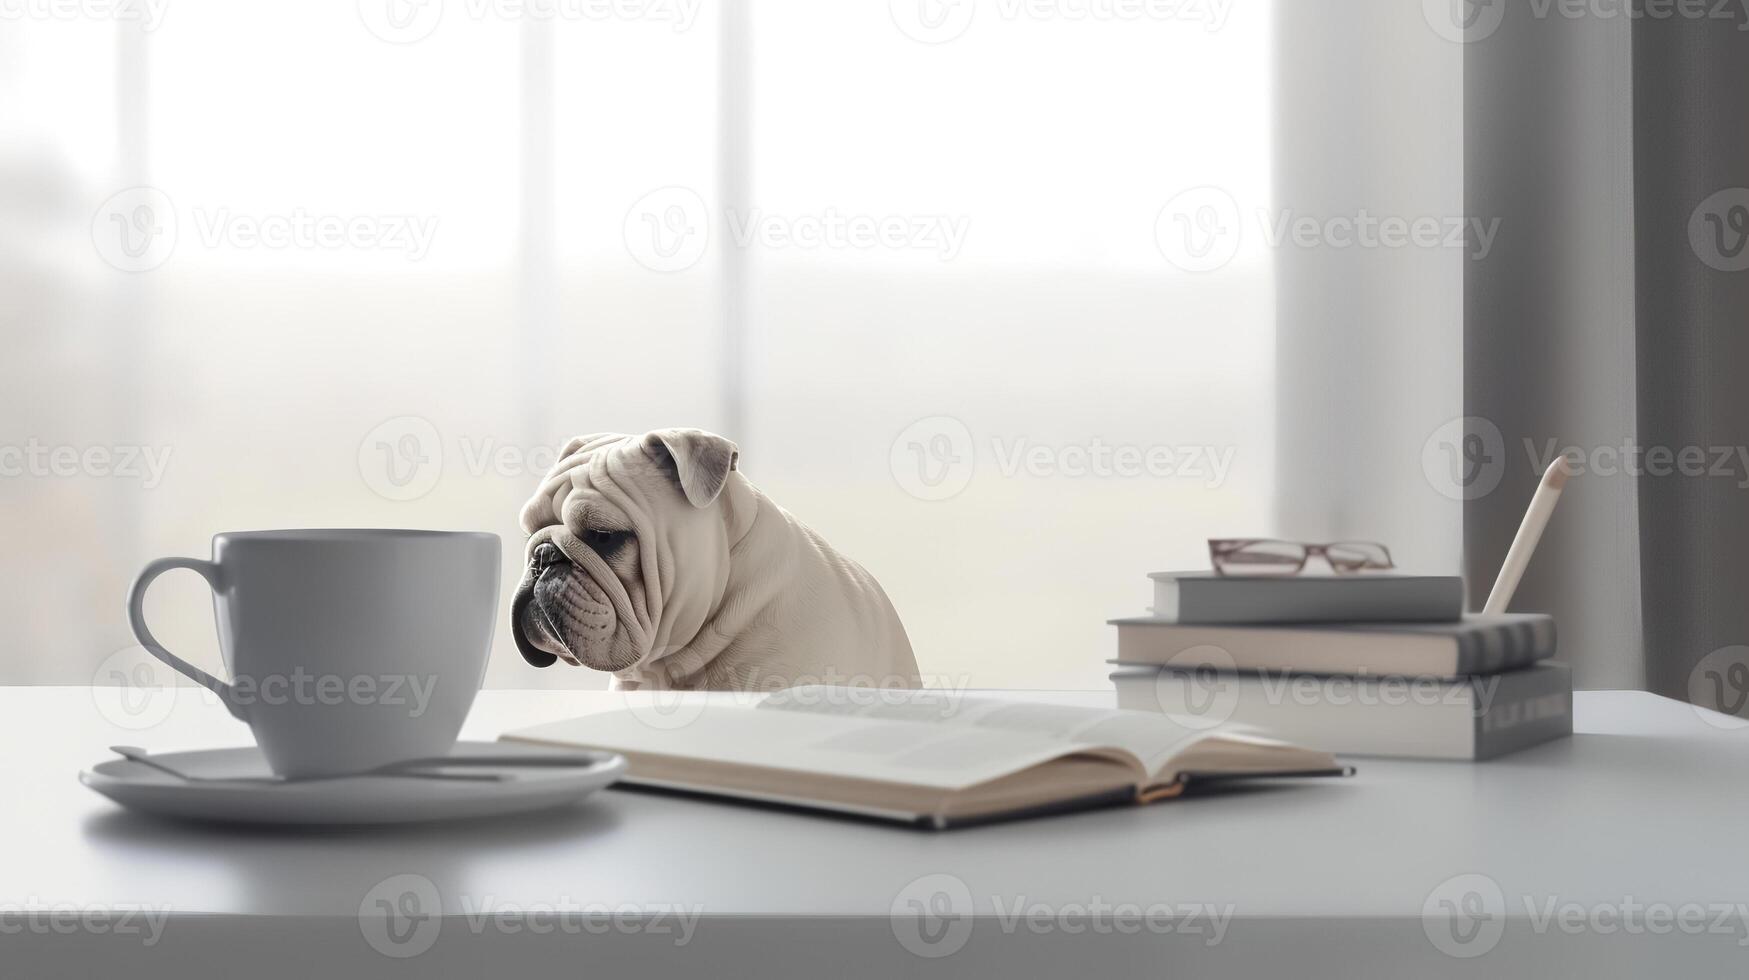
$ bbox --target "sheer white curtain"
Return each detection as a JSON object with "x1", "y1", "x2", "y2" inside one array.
[
  {"x1": 743, "y1": 2, "x2": 1277, "y2": 688},
  {"x1": 6, "y1": 0, "x2": 1307, "y2": 690},
  {"x1": 1272, "y1": 0, "x2": 1465, "y2": 584}
]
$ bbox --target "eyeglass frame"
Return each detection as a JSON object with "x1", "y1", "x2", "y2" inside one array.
[{"x1": 1207, "y1": 538, "x2": 1396, "y2": 576}]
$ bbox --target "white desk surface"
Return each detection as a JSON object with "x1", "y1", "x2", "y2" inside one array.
[{"x1": 5, "y1": 686, "x2": 1747, "y2": 977}]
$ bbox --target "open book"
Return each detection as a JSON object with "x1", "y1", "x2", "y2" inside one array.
[{"x1": 502, "y1": 689, "x2": 1348, "y2": 828}]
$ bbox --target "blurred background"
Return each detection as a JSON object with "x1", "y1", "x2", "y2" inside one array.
[{"x1": 1, "y1": 0, "x2": 1465, "y2": 690}]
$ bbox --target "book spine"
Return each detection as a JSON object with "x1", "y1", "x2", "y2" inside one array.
[
  {"x1": 1470, "y1": 662, "x2": 1574, "y2": 760},
  {"x1": 1453, "y1": 617, "x2": 1558, "y2": 674}
]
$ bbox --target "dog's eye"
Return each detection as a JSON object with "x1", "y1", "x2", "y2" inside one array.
[{"x1": 583, "y1": 529, "x2": 629, "y2": 552}]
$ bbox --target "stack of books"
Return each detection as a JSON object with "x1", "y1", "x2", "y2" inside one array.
[{"x1": 1108, "y1": 572, "x2": 1573, "y2": 760}]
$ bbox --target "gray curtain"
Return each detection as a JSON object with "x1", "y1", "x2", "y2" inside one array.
[
  {"x1": 1463, "y1": 4, "x2": 1641, "y2": 690},
  {"x1": 1631, "y1": 11, "x2": 1749, "y2": 706},
  {"x1": 1467, "y1": 4, "x2": 1749, "y2": 709}
]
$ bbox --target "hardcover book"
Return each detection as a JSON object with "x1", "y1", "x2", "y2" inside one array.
[
  {"x1": 1113, "y1": 662, "x2": 1573, "y2": 760},
  {"x1": 1109, "y1": 613, "x2": 1556, "y2": 679},
  {"x1": 504, "y1": 688, "x2": 1346, "y2": 828},
  {"x1": 1149, "y1": 571, "x2": 1465, "y2": 625}
]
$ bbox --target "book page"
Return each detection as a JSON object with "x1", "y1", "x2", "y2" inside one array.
[
  {"x1": 759, "y1": 687, "x2": 1207, "y2": 777},
  {"x1": 506, "y1": 703, "x2": 1139, "y2": 792}
]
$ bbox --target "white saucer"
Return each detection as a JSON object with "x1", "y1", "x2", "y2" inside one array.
[{"x1": 80, "y1": 741, "x2": 626, "y2": 826}]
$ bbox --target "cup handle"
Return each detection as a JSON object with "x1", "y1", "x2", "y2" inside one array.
[{"x1": 127, "y1": 557, "x2": 244, "y2": 720}]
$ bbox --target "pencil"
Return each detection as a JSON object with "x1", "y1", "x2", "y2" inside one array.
[{"x1": 1482, "y1": 454, "x2": 1574, "y2": 614}]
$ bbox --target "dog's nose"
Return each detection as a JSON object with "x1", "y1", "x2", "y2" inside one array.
[{"x1": 531, "y1": 542, "x2": 566, "y2": 573}]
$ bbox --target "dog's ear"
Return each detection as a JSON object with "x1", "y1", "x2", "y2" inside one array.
[{"x1": 640, "y1": 428, "x2": 740, "y2": 508}]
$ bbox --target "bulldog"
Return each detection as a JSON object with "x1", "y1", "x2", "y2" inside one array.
[{"x1": 510, "y1": 428, "x2": 921, "y2": 691}]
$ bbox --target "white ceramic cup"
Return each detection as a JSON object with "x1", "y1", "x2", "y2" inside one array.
[{"x1": 127, "y1": 529, "x2": 501, "y2": 778}]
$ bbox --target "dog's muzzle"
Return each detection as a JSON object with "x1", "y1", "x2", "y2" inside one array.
[
  {"x1": 511, "y1": 543, "x2": 563, "y2": 667},
  {"x1": 511, "y1": 541, "x2": 619, "y2": 668}
]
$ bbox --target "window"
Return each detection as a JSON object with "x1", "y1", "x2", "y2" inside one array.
[{"x1": 3, "y1": 0, "x2": 1274, "y2": 689}]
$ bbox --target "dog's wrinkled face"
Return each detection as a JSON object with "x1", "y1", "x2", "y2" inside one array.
[
  {"x1": 510, "y1": 429, "x2": 738, "y2": 675},
  {"x1": 516, "y1": 526, "x2": 644, "y2": 672}
]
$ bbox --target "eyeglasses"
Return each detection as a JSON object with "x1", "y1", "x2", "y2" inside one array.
[{"x1": 1208, "y1": 539, "x2": 1395, "y2": 577}]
